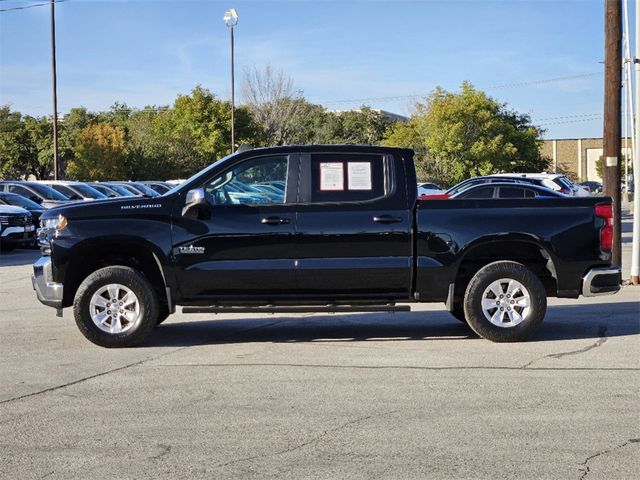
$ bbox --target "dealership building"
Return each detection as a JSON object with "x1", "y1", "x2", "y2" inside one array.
[{"x1": 540, "y1": 137, "x2": 633, "y2": 182}]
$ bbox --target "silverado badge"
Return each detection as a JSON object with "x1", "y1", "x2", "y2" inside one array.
[{"x1": 178, "y1": 245, "x2": 205, "y2": 254}]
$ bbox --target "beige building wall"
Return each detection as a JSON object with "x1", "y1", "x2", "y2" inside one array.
[{"x1": 540, "y1": 138, "x2": 631, "y2": 182}]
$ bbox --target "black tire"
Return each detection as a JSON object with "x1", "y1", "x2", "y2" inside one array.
[
  {"x1": 73, "y1": 266, "x2": 158, "y2": 347},
  {"x1": 463, "y1": 261, "x2": 546, "y2": 342},
  {"x1": 450, "y1": 301, "x2": 467, "y2": 323}
]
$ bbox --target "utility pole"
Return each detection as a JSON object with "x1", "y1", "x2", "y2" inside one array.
[
  {"x1": 603, "y1": 0, "x2": 622, "y2": 267},
  {"x1": 631, "y1": 0, "x2": 640, "y2": 284},
  {"x1": 50, "y1": 0, "x2": 59, "y2": 180}
]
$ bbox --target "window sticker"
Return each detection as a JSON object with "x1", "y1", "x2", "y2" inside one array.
[
  {"x1": 319, "y1": 162, "x2": 344, "y2": 191},
  {"x1": 347, "y1": 162, "x2": 372, "y2": 190}
]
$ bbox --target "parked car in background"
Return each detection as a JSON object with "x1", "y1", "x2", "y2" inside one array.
[
  {"x1": 417, "y1": 182, "x2": 444, "y2": 196},
  {"x1": 0, "y1": 205, "x2": 35, "y2": 251},
  {"x1": 0, "y1": 181, "x2": 71, "y2": 208},
  {"x1": 491, "y1": 173, "x2": 590, "y2": 196},
  {"x1": 421, "y1": 176, "x2": 539, "y2": 199},
  {"x1": 139, "y1": 181, "x2": 172, "y2": 195},
  {"x1": 39, "y1": 181, "x2": 107, "y2": 201},
  {"x1": 0, "y1": 192, "x2": 45, "y2": 231},
  {"x1": 110, "y1": 181, "x2": 161, "y2": 197},
  {"x1": 89, "y1": 183, "x2": 123, "y2": 198},
  {"x1": 579, "y1": 181, "x2": 603, "y2": 194},
  {"x1": 451, "y1": 182, "x2": 565, "y2": 199},
  {"x1": 98, "y1": 183, "x2": 138, "y2": 197}
]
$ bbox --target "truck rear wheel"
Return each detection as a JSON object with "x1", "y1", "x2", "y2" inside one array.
[
  {"x1": 73, "y1": 266, "x2": 158, "y2": 347},
  {"x1": 463, "y1": 261, "x2": 546, "y2": 342}
]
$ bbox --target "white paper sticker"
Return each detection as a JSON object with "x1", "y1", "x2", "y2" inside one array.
[
  {"x1": 347, "y1": 162, "x2": 372, "y2": 190},
  {"x1": 319, "y1": 162, "x2": 344, "y2": 191},
  {"x1": 606, "y1": 156, "x2": 618, "y2": 166}
]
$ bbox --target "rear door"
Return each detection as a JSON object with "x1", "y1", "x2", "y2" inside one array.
[
  {"x1": 172, "y1": 153, "x2": 300, "y2": 300},
  {"x1": 294, "y1": 152, "x2": 412, "y2": 297}
]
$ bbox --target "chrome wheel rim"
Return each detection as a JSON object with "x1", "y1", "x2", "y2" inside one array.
[
  {"x1": 481, "y1": 278, "x2": 531, "y2": 328},
  {"x1": 89, "y1": 284, "x2": 140, "y2": 334}
]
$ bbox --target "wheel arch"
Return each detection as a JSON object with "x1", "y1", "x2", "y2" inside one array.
[
  {"x1": 452, "y1": 235, "x2": 558, "y2": 302},
  {"x1": 62, "y1": 237, "x2": 170, "y2": 309}
]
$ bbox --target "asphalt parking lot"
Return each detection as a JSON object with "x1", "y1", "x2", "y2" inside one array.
[{"x1": 1, "y1": 232, "x2": 639, "y2": 479}]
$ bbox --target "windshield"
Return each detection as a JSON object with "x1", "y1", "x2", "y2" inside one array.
[
  {"x1": 129, "y1": 183, "x2": 160, "y2": 197},
  {"x1": 30, "y1": 184, "x2": 70, "y2": 201},
  {"x1": 0, "y1": 193, "x2": 42, "y2": 210},
  {"x1": 106, "y1": 184, "x2": 136, "y2": 197},
  {"x1": 72, "y1": 184, "x2": 107, "y2": 199},
  {"x1": 164, "y1": 153, "x2": 234, "y2": 196}
]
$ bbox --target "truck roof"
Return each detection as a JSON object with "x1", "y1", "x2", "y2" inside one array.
[{"x1": 236, "y1": 144, "x2": 415, "y2": 156}]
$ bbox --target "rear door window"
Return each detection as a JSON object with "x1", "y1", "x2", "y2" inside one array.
[
  {"x1": 308, "y1": 153, "x2": 387, "y2": 203},
  {"x1": 458, "y1": 186, "x2": 495, "y2": 199},
  {"x1": 499, "y1": 187, "x2": 527, "y2": 198}
]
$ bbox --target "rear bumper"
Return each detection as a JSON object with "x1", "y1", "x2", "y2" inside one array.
[
  {"x1": 31, "y1": 256, "x2": 64, "y2": 308},
  {"x1": 582, "y1": 267, "x2": 621, "y2": 297}
]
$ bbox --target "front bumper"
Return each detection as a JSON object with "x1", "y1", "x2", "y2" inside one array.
[
  {"x1": 582, "y1": 267, "x2": 621, "y2": 297},
  {"x1": 1, "y1": 225, "x2": 35, "y2": 245},
  {"x1": 31, "y1": 256, "x2": 64, "y2": 308}
]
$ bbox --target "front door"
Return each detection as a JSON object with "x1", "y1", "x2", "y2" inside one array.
[{"x1": 172, "y1": 154, "x2": 299, "y2": 301}]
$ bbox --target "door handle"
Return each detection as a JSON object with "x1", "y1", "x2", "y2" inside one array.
[
  {"x1": 373, "y1": 215, "x2": 402, "y2": 224},
  {"x1": 261, "y1": 216, "x2": 291, "y2": 225}
]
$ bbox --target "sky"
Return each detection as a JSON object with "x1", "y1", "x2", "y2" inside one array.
[{"x1": 0, "y1": 0, "x2": 624, "y2": 139}]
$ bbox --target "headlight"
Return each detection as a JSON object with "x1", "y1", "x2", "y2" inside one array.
[{"x1": 41, "y1": 214, "x2": 67, "y2": 232}]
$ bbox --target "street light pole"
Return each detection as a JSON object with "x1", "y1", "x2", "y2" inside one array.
[
  {"x1": 50, "y1": 0, "x2": 59, "y2": 180},
  {"x1": 224, "y1": 8, "x2": 239, "y2": 153}
]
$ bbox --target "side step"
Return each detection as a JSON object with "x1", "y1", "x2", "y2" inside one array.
[{"x1": 182, "y1": 304, "x2": 411, "y2": 314}]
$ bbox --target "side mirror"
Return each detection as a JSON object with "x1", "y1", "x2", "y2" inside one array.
[{"x1": 182, "y1": 188, "x2": 207, "y2": 216}]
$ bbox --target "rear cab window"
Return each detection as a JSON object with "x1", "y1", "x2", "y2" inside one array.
[{"x1": 302, "y1": 153, "x2": 389, "y2": 204}]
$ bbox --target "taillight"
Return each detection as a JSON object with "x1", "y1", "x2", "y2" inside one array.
[{"x1": 595, "y1": 204, "x2": 613, "y2": 251}]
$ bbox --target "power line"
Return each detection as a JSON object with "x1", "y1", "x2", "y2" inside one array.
[
  {"x1": 534, "y1": 113, "x2": 603, "y2": 122},
  {"x1": 538, "y1": 116, "x2": 602, "y2": 126},
  {"x1": 316, "y1": 71, "x2": 603, "y2": 105},
  {"x1": 0, "y1": 0, "x2": 68, "y2": 13}
]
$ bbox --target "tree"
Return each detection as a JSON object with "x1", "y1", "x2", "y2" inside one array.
[
  {"x1": 383, "y1": 83, "x2": 548, "y2": 186},
  {"x1": 169, "y1": 86, "x2": 260, "y2": 176},
  {"x1": 334, "y1": 106, "x2": 392, "y2": 145},
  {"x1": 122, "y1": 107, "x2": 172, "y2": 180},
  {"x1": 0, "y1": 106, "x2": 33, "y2": 179},
  {"x1": 23, "y1": 115, "x2": 54, "y2": 179},
  {"x1": 241, "y1": 65, "x2": 306, "y2": 146},
  {"x1": 66, "y1": 123, "x2": 127, "y2": 180},
  {"x1": 596, "y1": 154, "x2": 632, "y2": 180}
]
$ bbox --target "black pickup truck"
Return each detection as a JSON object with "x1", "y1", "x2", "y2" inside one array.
[{"x1": 32, "y1": 145, "x2": 621, "y2": 347}]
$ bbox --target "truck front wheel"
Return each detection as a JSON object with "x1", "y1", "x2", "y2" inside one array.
[
  {"x1": 73, "y1": 266, "x2": 158, "y2": 347},
  {"x1": 463, "y1": 261, "x2": 546, "y2": 342}
]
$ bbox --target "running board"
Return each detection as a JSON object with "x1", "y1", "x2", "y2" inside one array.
[{"x1": 182, "y1": 304, "x2": 411, "y2": 314}]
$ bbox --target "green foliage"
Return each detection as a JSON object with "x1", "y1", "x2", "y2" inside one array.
[
  {"x1": 383, "y1": 82, "x2": 547, "y2": 186},
  {"x1": 1, "y1": 81, "x2": 546, "y2": 184},
  {"x1": 596, "y1": 155, "x2": 633, "y2": 179},
  {"x1": 0, "y1": 106, "x2": 32, "y2": 179},
  {"x1": 0, "y1": 106, "x2": 55, "y2": 180},
  {"x1": 67, "y1": 123, "x2": 127, "y2": 180}
]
